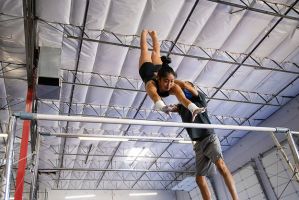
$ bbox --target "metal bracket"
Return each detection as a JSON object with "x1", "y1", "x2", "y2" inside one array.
[
  {"x1": 275, "y1": 127, "x2": 290, "y2": 133},
  {"x1": 13, "y1": 112, "x2": 36, "y2": 120}
]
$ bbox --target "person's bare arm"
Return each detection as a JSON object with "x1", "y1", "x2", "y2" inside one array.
[
  {"x1": 145, "y1": 80, "x2": 161, "y2": 103},
  {"x1": 174, "y1": 80, "x2": 198, "y2": 96}
]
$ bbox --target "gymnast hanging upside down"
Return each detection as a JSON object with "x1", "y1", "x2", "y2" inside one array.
[{"x1": 138, "y1": 29, "x2": 205, "y2": 117}]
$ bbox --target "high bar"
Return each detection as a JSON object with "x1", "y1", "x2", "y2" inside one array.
[{"x1": 15, "y1": 112, "x2": 295, "y2": 133}]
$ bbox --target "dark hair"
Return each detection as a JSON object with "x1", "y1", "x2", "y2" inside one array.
[
  {"x1": 158, "y1": 56, "x2": 176, "y2": 78},
  {"x1": 157, "y1": 65, "x2": 177, "y2": 78},
  {"x1": 161, "y1": 56, "x2": 171, "y2": 66}
]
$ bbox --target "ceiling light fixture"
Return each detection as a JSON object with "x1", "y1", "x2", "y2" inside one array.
[
  {"x1": 127, "y1": 147, "x2": 148, "y2": 157},
  {"x1": 129, "y1": 192, "x2": 158, "y2": 196},
  {"x1": 178, "y1": 140, "x2": 192, "y2": 144},
  {"x1": 65, "y1": 194, "x2": 96, "y2": 199},
  {"x1": 41, "y1": 132, "x2": 185, "y2": 142}
]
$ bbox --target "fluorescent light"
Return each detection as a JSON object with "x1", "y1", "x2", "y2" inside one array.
[
  {"x1": 127, "y1": 147, "x2": 148, "y2": 157},
  {"x1": 78, "y1": 137, "x2": 129, "y2": 142},
  {"x1": 129, "y1": 192, "x2": 157, "y2": 196},
  {"x1": 0, "y1": 134, "x2": 8, "y2": 138},
  {"x1": 178, "y1": 140, "x2": 192, "y2": 144},
  {"x1": 65, "y1": 194, "x2": 96, "y2": 199}
]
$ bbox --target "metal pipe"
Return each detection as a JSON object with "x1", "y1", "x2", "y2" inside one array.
[
  {"x1": 1, "y1": 116, "x2": 16, "y2": 200},
  {"x1": 40, "y1": 132, "x2": 185, "y2": 141},
  {"x1": 15, "y1": 88, "x2": 34, "y2": 200},
  {"x1": 51, "y1": 178, "x2": 180, "y2": 182},
  {"x1": 17, "y1": 112, "x2": 294, "y2": 133},
  {"x1": 38, "y1": 168, "x2": 195, "y2": 173},
  {"x1": 53, "y1": 153, "x2": 192, "y2": 160},
  {"x1": 29, "y1": 132, "x2": 41, "y2": 200},
  {"x1": 287, "y1": 131, "x2": 299, "y2": 173},
  {"x1": 50, "y1": 188, "x2": 177, "y2": 191},
  {"x1": 270, "y1": 132, "x2": 299, "y2": 182}
]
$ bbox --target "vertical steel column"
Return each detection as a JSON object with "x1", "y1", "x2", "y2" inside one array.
[
  {"x1": 15, "y1": 87, "x2": 34, "y2": 200},
  {"x1": 1, "y1": 116, "x2": 16, "y2": 200},
  {"x1": 29, "y1": 132, "x2": 40, "y2": 200},
  {"x1": 287, "y1": 131, "x2": 299, "y2": 178},
  {"x1": 270, "y1": 132, "x2": 299, "y2": 182}
]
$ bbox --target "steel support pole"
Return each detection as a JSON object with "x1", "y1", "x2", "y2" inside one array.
[
  {"x1": 1, "y1": 116, "x2": 16, "y2": 200},
  {"x1": 270, "y1": 132, "x2": 299, "y2": 182},
  {"x1": 287, "y1": 131, "x2": 299, "y2": 176},
  {"x1": 29, "y1": 132, "x2": 41, "y2": 200}
]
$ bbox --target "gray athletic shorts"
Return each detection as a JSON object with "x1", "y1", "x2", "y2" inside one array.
[{"x1": 193, "y1": 134, "x2": 223, "y2": 176}]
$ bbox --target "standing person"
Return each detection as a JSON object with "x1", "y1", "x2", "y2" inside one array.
[
  {"x1": 172, "y1": 82, "x2": 239, "y2": 200},
  {"x1": 138, "y1": 29, "x2": 205, "y2": 116}
]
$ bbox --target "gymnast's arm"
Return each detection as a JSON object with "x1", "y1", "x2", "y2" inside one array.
[
  {"x1": 174, "y1": 80, "x2": 198, "y2": 96},
  {"x1": 145, "y1": 80, "x2": 161, "y2": 103}
]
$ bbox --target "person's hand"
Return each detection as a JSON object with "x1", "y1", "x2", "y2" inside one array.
[
  {"x1": 191, "y1": 107, "x2": 206, "y2": 122},
  {"x1": 161, "y1": 105, "x2": 178, "y2": 114},
  {"x1": 168, "y1": 104, "x2": 178, "y2": 112}
]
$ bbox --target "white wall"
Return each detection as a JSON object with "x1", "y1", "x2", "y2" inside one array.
[
  {"x1": 43, "y1": 190, "x2": 177, "y2": 200},
  {"x1": 176, "y1": 191, "x2": 191, "y2": 200},
  {"x1": 233, "y1": 164, "x2": 266, "y2": 199}
]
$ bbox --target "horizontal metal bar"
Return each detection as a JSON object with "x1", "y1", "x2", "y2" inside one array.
[
  {"x1": 54, "y1": 153, "x2": 192, "y2": 160},
  {"x1": 38, "y1": 168, "x2": 195, "y2": 173},
  {"x1": 50, "y1": 188, "x2": 176, "y2": 191},
  {"x1": 51, "y1": 178, "x2": 181, "y2": 182},
  {"x1": 17, "y1": 112, "x2": 296, "y2": 133},
  {"x1": 40, "y1": 132, "x2": 186, "y2": 142}
]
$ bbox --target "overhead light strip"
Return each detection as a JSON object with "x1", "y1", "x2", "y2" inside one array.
[
  {"x1": 65, "y1": 194, "x2": 96, "y2": 199},
  {"x1": 129, "y1": 192, "x2": 158, "y2": 196},
  {"x1": 40, "y1": 132, "x2": 186, "y2": 142}
]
